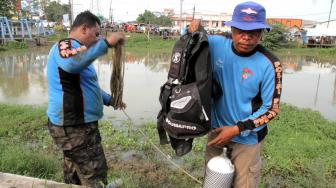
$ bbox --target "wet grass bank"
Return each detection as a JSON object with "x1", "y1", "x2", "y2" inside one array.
[
  {"x1": 275, "y1": 48, "x2": 336, "y2": 64},
  {"x1": 0, "y1": 103, "x2": 335, "y2": 187},
  {"x1": 2, "y1": 30, "x2": 336, "y2": 63},
  {"x1": 0, "y1": 41, "x2": 29, "y2": 51},
  {"x1": 0, "y1": 32, "x2": 175, "y2": 59}
]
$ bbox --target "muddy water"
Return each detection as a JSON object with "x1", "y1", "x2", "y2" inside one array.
[
  {"x1": 0, "y1": 49, "x2": 335, "y2": 121},
  {"x1": 278, "y1": 55, "x2": 336, "y2": 121}
]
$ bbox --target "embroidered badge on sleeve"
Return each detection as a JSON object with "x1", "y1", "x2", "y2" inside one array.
[{"x1": 58, "y1": 39, "x2": 87, "y2": 58}]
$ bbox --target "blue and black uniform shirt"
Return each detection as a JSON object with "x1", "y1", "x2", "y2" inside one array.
[
  {"x1": 47, "y1": 38, "x2": 111, "y2": 126},
  {"x1": 209, "y1": 35, "x2": 282, "y2": 145}
]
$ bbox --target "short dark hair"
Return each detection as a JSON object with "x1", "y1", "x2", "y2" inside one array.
[{"x1": 71, "y1": 11, "x2": 101, "y2": 31}]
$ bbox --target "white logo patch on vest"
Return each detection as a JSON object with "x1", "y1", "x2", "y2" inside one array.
[
  {"x1": 171, "y1": 96, "x2": 192, "y2": 109},
  {"x1": 215, "y1": 58, "x2": 224, "y2": 68},
  {"x1": 165, "y1": 118, "x2": 197, "y2": 130},
  {"x1": 172, "y1": 52, "x2": 181, "y2": 63}
]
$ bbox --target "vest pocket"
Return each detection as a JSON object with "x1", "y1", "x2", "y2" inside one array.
[
  {"x1": 169, "y1": 83, "x2": 203, "y2": 121},
  {"x1": 163, "y1": 83, "x2": 208, "y2": 139}
]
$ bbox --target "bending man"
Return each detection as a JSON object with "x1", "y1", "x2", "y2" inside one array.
[{"x1": 46, "y1": 11, "x2": 125, "y2": 187}]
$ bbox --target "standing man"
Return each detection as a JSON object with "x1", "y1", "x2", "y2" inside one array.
[
  {"x1": 46, "y1": 11, "x2": 125, "y2": 187},
  {"x1": 190, "y1": 1, "x2": 282, "y2": 187}
]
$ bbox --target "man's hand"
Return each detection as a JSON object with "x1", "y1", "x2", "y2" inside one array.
[
  {"x1": 188, "y1": 20, "x2": 201, "y2": 33},
  {"x1": 207, "y1": 126, "x2": 240, "y2": 146},
  {"x1": 108, "y1": 95, "x2": 127, "y2": 110},
  {"x1": 106, "y1": 32, "x2": 126, "y2": 47}
]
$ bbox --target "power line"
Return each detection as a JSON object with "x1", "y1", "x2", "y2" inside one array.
[
  {"x1": 109, "y1": 0, "x2": 114, "y2": 23},
  {"x1": 178, "y1": 9, "x2": 336, "y2": 23},
  {"x1": 191, "y1": 8, "x2": 336, "y2": 17},
  {"x1": 274, "y1": 11, "x2": 336, "y2": 18},
  {"x1": 327, "y1": 0, "x2": 334, "y2": 27}
]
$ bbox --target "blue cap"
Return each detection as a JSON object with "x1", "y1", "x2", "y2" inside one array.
[{"x1": 225, "y1": 1, "x2": 272, "y2": 31}]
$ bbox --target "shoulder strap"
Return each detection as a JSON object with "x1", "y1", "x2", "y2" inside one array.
[{"x1": 168, "y1": 34, "x2": 191, "y2": 83}]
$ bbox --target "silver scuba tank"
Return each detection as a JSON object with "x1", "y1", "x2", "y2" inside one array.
[{"x1": 203, "y1": 147, "x2": 235, "y2": 188}]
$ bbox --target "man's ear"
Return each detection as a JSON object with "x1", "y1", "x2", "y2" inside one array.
[{"x1": 259, "y1": 30, "x2": 264, "y2": 41}]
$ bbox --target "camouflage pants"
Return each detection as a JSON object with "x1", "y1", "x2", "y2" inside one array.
[{"x1": 48, "y1": 120, "x2": 108, "y2": 188}]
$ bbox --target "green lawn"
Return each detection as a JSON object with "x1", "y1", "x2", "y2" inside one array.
[{"x1": 0, "y1": 103, "x2": 335, "y2": 187}]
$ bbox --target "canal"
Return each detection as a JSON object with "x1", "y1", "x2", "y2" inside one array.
[{"x1": 0, "y1": 48, "x2": 335, "y2": 122}]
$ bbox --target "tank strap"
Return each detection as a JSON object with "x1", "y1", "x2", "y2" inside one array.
[{"x1": 157, "y1": 119, "x2": 169, "y2": 145}]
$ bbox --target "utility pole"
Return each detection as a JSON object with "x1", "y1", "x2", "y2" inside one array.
[
  {"x1": 180, "y1": 0, "x2": 184, "y2": 34},
  {"x1": 145, "y1": 10, "x2": 150, "y2": 41},
  {"x1": 96, "y1": 0, "x2": 101, "y2": 15},
  {"x1": 68, "y1": 0, "x2": 73, "y2": 28},
  {"x1": 327, "y1": 0, "x2": 334, "y2": 28},
  {"x1": 71, "y1": 0, "x2": 74, "y2": 25},
  {"x1": 333, "y1": 73, "x2": 336, "y2": 104},
  {"x1": 109, "y1": 0, "x2": 114, "y2": 24},
  {"x1": 192, "y1": 4, "x2": 195, "y2": 20}
]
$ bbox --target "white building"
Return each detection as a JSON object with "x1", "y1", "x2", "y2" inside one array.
[
  {"x1": 304, "y1": 20, "x2": 336, "y2": 46},
  {"x1": 171, "y1": 12, "x2": 232, "y2": 33},
  {"x1": 306, "y1": 20, "x2": 336, "y2": 37}
]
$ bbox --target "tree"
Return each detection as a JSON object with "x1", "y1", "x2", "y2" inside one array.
[
  {"x1": 136, "y1": 10, "x2": 172, "y2": 26},
  {"x1": 157, "y1": 15, "x2": 173, "y2": 26},
  {"x1": 137, "y1": 10, "x2": 156, "y2": 24},
  {"x1": 39, "y1": 0, "x2": 50, "y2": 14},
  {"x1": 0, "y1": 0, "x2": 16, "y2": 18},
  {"x1": 97, "y1": 14, "x2": 107, "y2": 22},
  {"x1": 45, "y1": 1, "x2": 69, "y2": 22},
  {"x1": 261, "y1": 23, "x2": 288, "y2": 50}
]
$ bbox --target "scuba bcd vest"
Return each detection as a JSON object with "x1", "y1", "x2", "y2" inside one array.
[{"x1": 157, "y1": 26, "x2": 212, "y2": 156}]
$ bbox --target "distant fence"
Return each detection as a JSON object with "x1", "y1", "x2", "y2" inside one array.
[{"x1": 0, "y1": 17, "x2": 54, "y2": 45}]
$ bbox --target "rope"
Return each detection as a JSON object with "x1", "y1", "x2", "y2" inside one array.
[
  {"x1": 110, "y1": 44, "x2": 126, "y2": 110},
  {"x1": 121, "y1": 109, "x2": 203, "y2": 185},
  {"x1": 108, "y1": 42, "x2": 202, "y2": 185}
]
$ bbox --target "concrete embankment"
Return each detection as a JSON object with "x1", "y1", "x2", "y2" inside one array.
[{"x1": 0, "y1": 172, "x2": 81, "y2": 188}]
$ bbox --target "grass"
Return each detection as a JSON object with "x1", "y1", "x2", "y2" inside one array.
[
  {"x1": 261, "y1": 105, "x2": 336, "y2": 187},
  {"x1": 0, "y1": 141, "x2": 62, "y2": 180},
  {"x1": 44, "y1": 31, "x2": 176, "y2": 53},
  {"x1": 0, "y1": 104, "x2": 63, "y2": 181},
  {"x1": 125, "y1": 33, "x2": 176, "y2": 48},
  {"x1": 123, "y1": 33, "x2": 176, "y2": 56},
  {"x1": 276, "y1": 47, "x2": 336, "y2": 56},
  {"x1": 0, "y1": 30, "x2": 336, "y2": 187},
  {"x1": 0, "y1": 31, "x2": 176, "y2": 58},
  {"x1": 0, "y1": 41, "x2": 28, "y2": 50},
  {"x1": 274, "y1": 48, "x2": 336, "y2": 64},
  {"x1": 45, "y1": 30, "x2": 69, "y2": 42},
  {"x1": 3, "y1": 30, "x2": 336, "y2": 62},
  {"x1": 0, "y1": 103, "x2": 335, "y2": 187}
]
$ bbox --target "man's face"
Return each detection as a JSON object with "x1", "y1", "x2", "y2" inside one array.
[
  {"x1": 231, "y1": 27, "x2": 262, "y2": 54},
  {"x1": 82, "y1": 23, "x2": 100, "y2": 47}
]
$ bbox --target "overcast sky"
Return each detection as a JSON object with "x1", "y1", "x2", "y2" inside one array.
[{"x1": 61, "y1": 0, "x2": 335, "y2": 22}]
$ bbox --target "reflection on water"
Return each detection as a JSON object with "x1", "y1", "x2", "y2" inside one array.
[
  {"x1": 0, "y1": 49, "x2": 335, "y2": 121},
  {"x1": 0, "y1": 50, "x2": 171, "y2": 122},
  {"x1": 0, "y1": 53, "x2": 48, "y2": 104},
  {"x1": 95, "y1": 51, "x2": 171, "y2": 122},
  {"x1": 280, "y1": 55, "x2": 336, "y2": 120}
]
